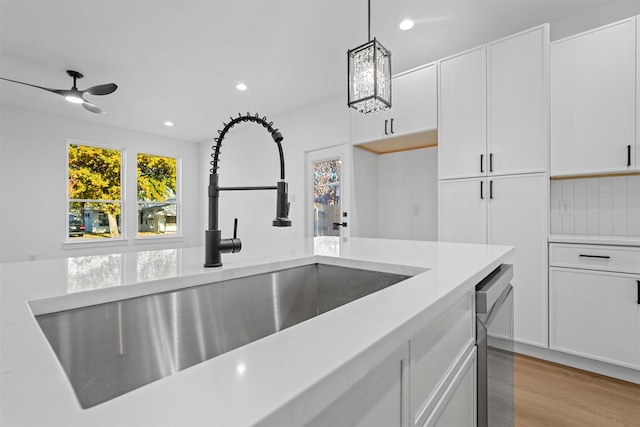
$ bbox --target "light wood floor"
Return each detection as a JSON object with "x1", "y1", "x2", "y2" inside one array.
[{"x1": 515, "y1": 354, "x2": 640, "y2": 427}]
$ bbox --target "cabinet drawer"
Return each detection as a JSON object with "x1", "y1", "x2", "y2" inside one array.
[
  {"x1": 549, "y1": 243, "x2": 640, "y2": 274},
  {"x1": 410, "y1": 292, "x2": 474, "y2": 427}
]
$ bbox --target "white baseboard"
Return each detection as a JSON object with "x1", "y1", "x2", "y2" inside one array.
[{"x1": 514, "y1": 341, "x2": 640, "y2": 385}]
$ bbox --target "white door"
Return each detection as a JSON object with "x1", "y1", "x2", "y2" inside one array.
[
  {"x1": 391, "y1": 63, "x2": 437, "y2": 137},
  {"x1": 551, "y1": 18, "x2": 636, "y2": 175},
  {"x1": 306, "y1": 145, "x2": 351, "y2": 250},
  {"x1": 438, "y1": 46, "x2": 487, "y2": 180},
  {"x1": 488, "y1": 174, "x2": 548, "y2": 348},
  {"x1": 438, "y1": 178, "x2": 487, "y2": 244},
  {"x1": 488, "y1": 25, "x2": 548, "y2": 176},
  {"x1": 550, "y1": 268, "x2": 640, "y2": 369}
]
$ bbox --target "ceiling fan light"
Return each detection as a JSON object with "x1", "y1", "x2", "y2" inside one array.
[{"x1": 65, "y1": 94, "x2": 84, "y2": 104}]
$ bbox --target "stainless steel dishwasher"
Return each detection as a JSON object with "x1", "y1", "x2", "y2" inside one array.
[{"x1": 476, "y1": 263, "x2": 514, "y2": 427}]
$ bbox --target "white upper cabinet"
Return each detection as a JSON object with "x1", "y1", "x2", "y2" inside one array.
[
  {"x1": 551, "y1": 17, "x2": 637, "y2": 176},
  {"x1": 438, "y1": 46, "x2": 487, "y2": 180},
  {"x1": 488, "y1": 25, "x2": 549, "y2": 176},
  {"x1": 352, "y1": 63, "x2": 437, "y2": 145},
  {"x1": 439, "y1": 25, "x2": 549, "y2": 180}
]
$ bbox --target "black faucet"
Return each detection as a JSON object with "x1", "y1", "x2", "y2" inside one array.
[{"x1": 204, "y1": 113, "x2": 291, "y2": 268}]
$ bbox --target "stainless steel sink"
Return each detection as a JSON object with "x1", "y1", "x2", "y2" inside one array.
[{"x1": 35, "y1": 262, "x2": 416, "y2": 408}]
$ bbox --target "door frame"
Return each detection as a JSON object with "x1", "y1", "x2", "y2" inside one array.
[{"x1": 304, "y1": 144, "x2": 351, "y2": 240}]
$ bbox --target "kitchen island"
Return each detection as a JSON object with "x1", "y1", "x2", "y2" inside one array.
[{"x1": 0, "y1": 237, "x2": 512, "y2": 426}]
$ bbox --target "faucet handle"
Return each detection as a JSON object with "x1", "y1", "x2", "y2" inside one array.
[{"x1": 233, "y1": 218, "x2": 238, "y2": 239}]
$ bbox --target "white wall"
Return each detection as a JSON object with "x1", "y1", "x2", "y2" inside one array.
[
  {"x1": 550, "y1": 175, "x2": 640, "y2": 237},
  {"x1": 378, "y1": 147, "x2": 438, "y2": 241},
  {"x1": 0, "y1": 105, "x2": 202, "y2": 262},
  {"x1": 200, "y1": 98, "x2": 351, "y2": 248},
  {"x1": 351, "y1": 146, "x2": 439, "y2": 241},
  {"x1": 351, "y1": 147, "x2": 379, "y2": 238}
]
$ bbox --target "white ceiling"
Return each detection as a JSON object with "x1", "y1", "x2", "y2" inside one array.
[{"x1": 0, "y1": 0, "x2": 621, "y2": 143}]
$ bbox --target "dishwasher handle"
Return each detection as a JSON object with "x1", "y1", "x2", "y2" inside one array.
[{"x1": 476, "y1": 264, "x2": 513, "y2": 314}]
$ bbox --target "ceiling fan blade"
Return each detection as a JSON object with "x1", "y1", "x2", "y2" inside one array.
[
  {"x1": 0, "y1": 77, "x2": 66, "y2": 95},
  {"x1": 84, "y1": 83, "x2": 117, "y2": 96},
  {"x1": 82, "y1": 101, "x2": 104, "y2": 114}
]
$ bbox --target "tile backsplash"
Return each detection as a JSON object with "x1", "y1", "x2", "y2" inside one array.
[{"x1": 550, "y1": 175, "x2": 640, "y2": 237}]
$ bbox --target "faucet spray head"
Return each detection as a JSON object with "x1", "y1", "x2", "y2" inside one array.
[{"x1": 273, "y1": 181, "x2": 292, "y2": 227}]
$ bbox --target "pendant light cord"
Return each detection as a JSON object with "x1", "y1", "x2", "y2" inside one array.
[{"x1": 367, "y1": 0, "x2": 371, "y2": 41}]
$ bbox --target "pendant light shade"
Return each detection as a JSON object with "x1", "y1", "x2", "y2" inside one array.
[{"x1": 347, "y1": 0, "x2": 392, "y2": 114}]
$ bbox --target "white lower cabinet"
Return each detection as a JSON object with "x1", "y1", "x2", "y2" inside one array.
[
  {"x1": 309, "y1": 292, "x2": 477, "y2": 426},
  {"x1": 439, "y1": 174, "x2": 548, "y2": 347},
  {"x1": 549, "y1": 267, "x2": 640, "y2": 370},
  {"x1": 307, "y1": 343, "x2": 410, "y2": 427},
  {"x1": 410, "y1": 293, "x2": 475, "y2": 426},
  {"x1": 423, "y1": 349, "x2": 477, "y2": 427}
]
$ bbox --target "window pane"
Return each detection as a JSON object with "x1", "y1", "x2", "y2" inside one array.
[
  {"x1": 69, "y1": 202, "x2": 121, "y2": 239},
  {"x1": 137, "y1": 153, "x2": 178, "y2": 236},
  {"x1": 69, "y1": 144, "x2": 121, "y2": 200},
  {"x1": 137, "y1": 154, "x2": 177, "y2": 203},
  {"x1": 137, "y1": 203, "x2": 177, "y2": 235}
]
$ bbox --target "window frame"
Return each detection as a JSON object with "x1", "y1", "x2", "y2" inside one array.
[
  {"x1": 65, "y1": 139, "x2": 126, "y2": 245},
  {"x1": 134, "y1": 151, "x2": 182, "y2": 240}
]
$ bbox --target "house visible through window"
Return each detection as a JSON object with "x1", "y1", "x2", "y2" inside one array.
[
  {"x1": 68, "y1": 143, "x2": 122, "y2": 239},
  {"x1": 137, "y1": 153, "x2": 178, "y2": 236}
]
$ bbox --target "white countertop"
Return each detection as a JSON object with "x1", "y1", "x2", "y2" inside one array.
[
  {"x1": 549, "y1": 234, "x2": 640, "y2": 247},
  {"x1": 0, "y1": 237, "x2": 513, "y2": 426}
]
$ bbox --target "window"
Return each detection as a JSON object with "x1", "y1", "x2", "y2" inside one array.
[
  {"x1": 137, "y1": 153, "x2": 178, "y2": 236},
  {"x1": 68, "y1": 143, "x2": 122, "y2": 239}
]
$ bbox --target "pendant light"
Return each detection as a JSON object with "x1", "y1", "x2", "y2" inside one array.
[{"x1": 347, "y1": 0, "x2": 392, "y2": 114}]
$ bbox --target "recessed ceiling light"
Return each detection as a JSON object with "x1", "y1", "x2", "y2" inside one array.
[
  {"x1": 399, "y1": 19, "x2": 414, "y2": 31},
  {"x1": 236, "y1": 83, "x2": 247, "y2": 91},
  {"x1": 164, "y1": 121, "x2": 174, "y2": 127}
]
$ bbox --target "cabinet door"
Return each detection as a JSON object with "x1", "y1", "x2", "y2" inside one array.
[
  {"x1": 637, "y1": 15, "x2": 640, "y2": 170},
  {"x1": 551, "y1": 18, "x2": 636, "y2": 176},
  {"x1": 352, "y1": 109, "x2": 386, "y2": 144},
  {"x1": 488, "y1": 174, "x2": 548, "y2": 347},
  {"x1": 423, "y1": 348, "x2": 477, "y2": 427},
  {"x1": 439, "y1": 47, "x2": 487, "y2": 179},
  {"x1": 438, "y1": 178, "x2": 487, "y2": 244},
  {"x1": 488, "y1": 25, "x2": 548, "y2": 176},
  {"x1": 307, "y1": 343, "x2": 409, "y2": 427},
  {"x1": 550, "y1": 268, "x2": 640, "y2": 369},
  {"x1": 391, "y1": 64, "x2": 437, "y2": 137}
]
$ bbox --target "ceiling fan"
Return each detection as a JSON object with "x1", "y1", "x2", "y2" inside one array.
[{"x1": 0, "y1": 70, "x2": 117, "y2": 114}]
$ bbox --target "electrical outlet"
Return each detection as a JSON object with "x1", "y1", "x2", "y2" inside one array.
[{"x1": 559, "y1": 199, "x2": 572, "y2": 216}]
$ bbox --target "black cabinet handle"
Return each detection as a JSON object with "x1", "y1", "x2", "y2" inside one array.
[
  {"x1": 480, "y1": 154, "x2": 484, "y2": 173},
  {"x1": 628, "y1": 145, "x2": 632, "y2": 167},
  {"x1": 480, "y1": 181, "x2": 484, "y2": 199},
  {"x1": 578, "y1": 254, "x2": 611, "y2": 259},
  {"x1": 489, "y1": 180, "x2": 493, "y2": 199},
  {"x1": 390, "y1": 118, "x2": 394, "y2": 134},
  {"x1": 637, "y1": 280, "x2": 639, "y2": 305},
  {"x1": 489, "y1": 153, "x2": 494, "y2": 172},
  {"x1": 384, "y1": 119, "x2": 388, "y2": 135}
]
